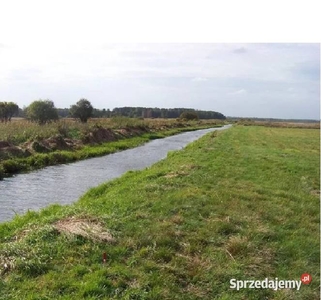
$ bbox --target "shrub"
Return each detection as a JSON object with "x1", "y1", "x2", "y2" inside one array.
[
  {"x1": 70, "y1": 99, "x2": 93, "y2": 123},
  {"x1": 179, "y1": 111, "x2": 199, "y2": 121},
  {"x1": 26, "y1": 100, "x2": 59, "y2": 125}
]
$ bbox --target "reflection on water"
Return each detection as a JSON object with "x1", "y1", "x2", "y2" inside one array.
[{"x1": 0, "y1": 125, "x2": 231, "y2": 222}]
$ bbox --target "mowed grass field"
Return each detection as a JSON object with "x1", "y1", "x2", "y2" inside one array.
[{"x1": 0, "y1": 125, "x2": 319, "y2": 299}]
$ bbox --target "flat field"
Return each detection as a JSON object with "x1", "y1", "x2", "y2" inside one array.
[{"x1": 0, "y1": 125, "x2": 319, "y2": 299}]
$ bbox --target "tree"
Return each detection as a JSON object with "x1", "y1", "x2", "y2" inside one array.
[
  {"x1": 0, "y1": 102, "x2": 5, "y2": 122},
  {"x1": 26, "y1": 100, "x2": 59, "y2": 124},
  {"x1": 5, "y1": 102, "x2": 19, "y2": 121},
  {"x1": 0, "y1": 102, "x2": 19, "y2": 122},
  {"x1": 179, "y1": 111, "x2": 199, "y2": 120},
  {"x1": 70, "y1": 99, "x2": 93, "y2": 123}
]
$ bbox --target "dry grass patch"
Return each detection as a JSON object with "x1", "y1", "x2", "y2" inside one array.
[
  {"x1": 185, "y1": 283, "x2": 211, "y2": 297},
  {"x1": 164, "y1": 164, "x2": 201, "y2": 178},
  {"x1": 0, "y1": 247, "x2": 17, "y2": 276},
  {"x1": 310, "y1": 189, "x2": 320, "y2": 196},
  {"x1": 244, "y1": 247, "x2": 275, "y2": 276},
  {"x1": 164, "y1": 170, "x2": 189, "y2": 178},
  {"x1": 225, "y1": 235, "x2": 250, "y2": 257},
  {"x1": 54, "y1": 217, "x2": 114, "y2": 243},
  {"x1": 170, "y1": 214, "x2": 184, "y2": 225},
  {"x1": 180, "y1": 164, "x2": 201, "y2": 170}
]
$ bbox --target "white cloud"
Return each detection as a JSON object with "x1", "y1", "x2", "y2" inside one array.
[
  {"x1": 229, "y1": 89, "x2": 247, "y2": 95},
  {"x1": 191, "y1": 77, "x2": 208, "y2": 82},
  {"x1": 233, "y1": 47, "x2": 247, "y2": 54}
]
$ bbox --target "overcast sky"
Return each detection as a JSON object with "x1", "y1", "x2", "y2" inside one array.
[{"x1": 0, "y1": 2, "x2": 320, "y2": 119}]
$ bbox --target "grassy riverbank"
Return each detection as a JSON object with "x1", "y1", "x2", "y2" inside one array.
[
  {"x1": 0, "y1": 118, "x2": 222, "y2": 145},
  {"x1": 0, "y1": 118, "x2": 224, "y2": 179},
  {"x1": 0, "y1": 125, "x2": 319, "y2": 299}
]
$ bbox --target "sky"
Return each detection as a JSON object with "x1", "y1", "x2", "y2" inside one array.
[{"x1": 0, "y1": 1, "x2": 320, "y2": 119}]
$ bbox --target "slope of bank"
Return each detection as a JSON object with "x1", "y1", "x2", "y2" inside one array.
[
  {"x1": 0, "y1": 119, "x2": 224, "y2": 179},
  {"x1": 0, "y1": 125, "x2": 319, "y2": 299}
]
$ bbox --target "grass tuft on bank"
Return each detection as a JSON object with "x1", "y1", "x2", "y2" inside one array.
[{"x1": 0, "y1": 125, "x2": 319, "y2": 299}]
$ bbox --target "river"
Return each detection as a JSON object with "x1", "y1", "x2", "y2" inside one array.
[{"x1": 0, "y1": 125, "x2": 231, "y2": 223}]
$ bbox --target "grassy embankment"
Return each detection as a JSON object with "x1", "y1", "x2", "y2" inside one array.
[
  {"x1": 0, "y1": 125, "x2": 319, "y2": 299},
  {"x1": 0, "y1": 117, "x2": 224, "y2": 178}
]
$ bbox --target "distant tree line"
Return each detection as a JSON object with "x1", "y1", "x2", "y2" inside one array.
[
  {"x1": 107, "y1": 107, "x2": 226, "y2": 119},
  {"x1": 0, "y1": 99, "x2": 227, "y2": 124},
  {"x1": 44, "y1": 106, "x2": 226, "y2": 120}
]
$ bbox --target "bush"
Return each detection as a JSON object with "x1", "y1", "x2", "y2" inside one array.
[
  {"x1": 26, "y1": 100, "x2": 59, "y2": 125},
  {"x1": 0, "y1": 102, "x2": 19, "y2": 122},
  {"x1": 70, "y1": 99, "x2": 93, "y2": 123},
  {"x1": 179, "y1": 111, "x2": 199, "y2": 121},
  {"x1": 0, "y1": 165, "x2": 4, "y2": 179}
]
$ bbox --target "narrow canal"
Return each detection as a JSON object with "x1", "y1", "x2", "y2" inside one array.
[{"x1": 0, "y1": 125, "x2": 231, "y2": 222}]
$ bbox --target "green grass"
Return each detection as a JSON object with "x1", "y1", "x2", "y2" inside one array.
[{"x1": 0, "y1": 125, "x2": 319, "y2": 299}]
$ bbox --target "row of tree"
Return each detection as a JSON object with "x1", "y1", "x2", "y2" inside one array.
[
  {"x1": 1, "y1": 99, "x2": 226, "y2": 124},
  {"x1": 0, "y1": 99, "x2": 93, "y2": 124},
  {"x1": 25, "y1": 99, "x2": 93, "y2": 124}
]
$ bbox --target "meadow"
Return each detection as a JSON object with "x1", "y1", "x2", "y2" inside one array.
[
  {"x1": 236, "y1": 119, "x2": 320, "y2": 129},
  {"x1": 0, "y1": 124, "x2": 319, "y2": 299}
]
